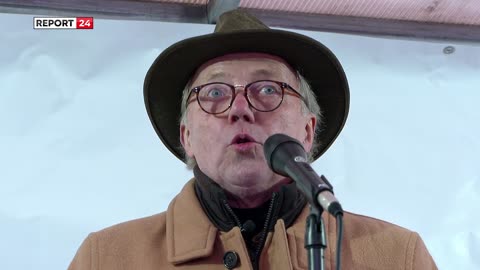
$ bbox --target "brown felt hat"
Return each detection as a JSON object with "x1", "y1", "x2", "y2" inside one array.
[{"x1": 144, "y1": 9, "x2": 349, "y2": 162}]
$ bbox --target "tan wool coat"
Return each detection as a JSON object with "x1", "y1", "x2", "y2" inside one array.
[{"x1": 69, "y1": 180, "x2": 437, "y2": 270}]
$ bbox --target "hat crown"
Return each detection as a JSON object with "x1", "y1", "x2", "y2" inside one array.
[{"x1": 214, "y1": 10, "x2": 269, "y2": 33}]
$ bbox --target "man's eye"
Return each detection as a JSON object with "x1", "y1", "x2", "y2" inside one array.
[
  {"x1": 260, "y1": 86, "x2": 278, "y2": 95},
  {"x1": 207, "y1": 88, "x2": 225, "y2": 98}
]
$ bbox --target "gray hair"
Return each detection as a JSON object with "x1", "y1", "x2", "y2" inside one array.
[{"x1": 179, "y1": 71, "x2": 323, "y2": 169}]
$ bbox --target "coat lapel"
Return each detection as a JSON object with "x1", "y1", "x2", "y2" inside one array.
[
  {"x1": 166, "y1": 179, "x2": 218, "y2": 264},
  {"x1": 260, "y1": 220, "x2": 294, "y2": 270}
]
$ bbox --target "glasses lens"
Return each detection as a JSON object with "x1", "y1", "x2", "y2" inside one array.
[
  {"x1": 197, "y1": 83, "x2": 233, "y2": 114},
  {"x1": 247, "y1": 81, "x2": 283, "y2": 111}
]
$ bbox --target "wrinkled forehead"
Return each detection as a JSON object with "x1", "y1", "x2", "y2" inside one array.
[{"x1": 190, "y1": 52, "x2": 299, "y2": 86}]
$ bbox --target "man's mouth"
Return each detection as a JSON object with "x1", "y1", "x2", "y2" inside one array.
[
  {"x1": 230, "y1": 134, "x2": 257, "y2": 145},
  {"x1": 230, "y1": 134, "x2": 259, "y2": 152}
]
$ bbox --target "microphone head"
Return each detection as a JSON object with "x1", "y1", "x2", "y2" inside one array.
[
  {"x1": 263, "y1": 133, "x2": 307, "y2": 176},
  {"x1": 241, "y1": 220, "x2": 256, "y2": 234}
]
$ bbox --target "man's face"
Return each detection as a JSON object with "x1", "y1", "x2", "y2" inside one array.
[{"x1": 181, "y1": 53, "x2": 316, "y2": 198}]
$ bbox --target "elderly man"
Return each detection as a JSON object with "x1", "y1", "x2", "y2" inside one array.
[{"x1": 69, "y1": 10, "x2": 437, "y2": 270}]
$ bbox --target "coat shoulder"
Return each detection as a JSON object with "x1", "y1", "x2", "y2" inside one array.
[
  {"x1": 94, "y1": 212, "x2": 167, "y2": 244},
  {"x1": 343, "y1": 211, "x2": 413, "y2": 234},
  {"x1": 342, "y1": 211, "x2": 415, "y2": 248},
  {"x1": 340, "y1": 211, "x2": 437, "y2": 270},
  {"x1": 86, "y1": 211, "x2": 169, "y2": 263},
  {"x1": 68, "y1": 212, "x2": 170, "y2": 270}
]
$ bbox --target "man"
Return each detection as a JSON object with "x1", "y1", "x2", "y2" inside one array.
[{"x1": 69, "y1": 10, "x2": 437, "y2": 270}]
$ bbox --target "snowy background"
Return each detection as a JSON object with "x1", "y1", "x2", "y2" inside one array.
[{"x1": 0, "y1": 13, "x2": 479, "y2": 270}]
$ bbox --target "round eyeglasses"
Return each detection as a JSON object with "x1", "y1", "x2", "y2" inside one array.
[{"x1": 186, "y1": 80, "x2": 305, "y2": 115}]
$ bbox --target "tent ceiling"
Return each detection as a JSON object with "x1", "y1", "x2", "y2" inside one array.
[{"x1": 1, "y1": 0, "x2": 479, "y2": 42}]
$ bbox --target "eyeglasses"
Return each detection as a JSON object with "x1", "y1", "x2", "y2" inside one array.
[{"x1": 186, "y1": 80, "x2": 305, "y2": 115}]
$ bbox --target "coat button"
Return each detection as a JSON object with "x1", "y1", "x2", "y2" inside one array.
[{"x1": 223, "y1": 251, "x2": 239, "y2": 269}]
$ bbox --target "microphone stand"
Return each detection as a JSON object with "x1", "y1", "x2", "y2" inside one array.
[{"x1": 305, "y1": 204, "x2": 327, "y2": 270}]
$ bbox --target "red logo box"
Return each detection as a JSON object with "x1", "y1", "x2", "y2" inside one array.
[{"x1": 76, "y1": 17, "x2": 94, "y2": 29}]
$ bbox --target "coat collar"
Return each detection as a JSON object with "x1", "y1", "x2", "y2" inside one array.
[
  {"x1": 165, "y1": 178, "x2": 321, "y2": 266},
  {"x1": 166, "y1": 179, "x2": 218, "y2": 264}
]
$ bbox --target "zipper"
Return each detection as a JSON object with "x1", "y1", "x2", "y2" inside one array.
[
  {"x1": 223, "y1": 192, "x2": 278, "y2": 270},
  {"x1": 223, "y1": 200, "x2": 244, "y2": 230},
  {"x1": 252, "y1": 192, "x2": 277, "y2": 270}
]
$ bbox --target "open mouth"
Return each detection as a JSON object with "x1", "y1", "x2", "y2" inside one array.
[{"x1": 231, "y1": 134, "x2": 257, "y2": 145}]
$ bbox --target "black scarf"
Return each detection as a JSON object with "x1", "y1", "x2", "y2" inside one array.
[{"x1": 193, "y1": 165, "x2": 307, "y2": 237}]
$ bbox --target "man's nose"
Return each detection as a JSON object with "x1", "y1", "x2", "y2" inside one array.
[{"x1": 228, "y1": 90, "x2": 255, "y2": 123}]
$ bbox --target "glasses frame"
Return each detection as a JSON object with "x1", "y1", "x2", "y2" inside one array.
[{"x1": 186, "y1": 80, "x2": 305, "y2": 115}]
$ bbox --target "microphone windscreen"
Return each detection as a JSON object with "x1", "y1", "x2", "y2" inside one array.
[
  {"x1": 263, "y1": 134, "x2": 306, "y2": 174},
  {"x1": 241, "y1": 220, "x2": 256, "y2": 234}
]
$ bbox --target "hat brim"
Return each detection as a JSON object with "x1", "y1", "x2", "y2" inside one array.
[{"x1": 144, "y1": 29, "x2": 349, "y2": 162}]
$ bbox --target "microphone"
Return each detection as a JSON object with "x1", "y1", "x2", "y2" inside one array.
[
  {"x1": 241, "y1": 220, "x2": 256, "y2": 234},
  {"x1": 263, "y1": 134, "x2": 343, "y2": 217}
]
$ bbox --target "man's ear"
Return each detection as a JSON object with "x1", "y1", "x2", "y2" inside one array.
[
  {"x1": 303, "y1": 114, "x2": 317, "y2": 152},
  {"x1": 180, "y1": 124, "x2": 194, "y2": 157}
]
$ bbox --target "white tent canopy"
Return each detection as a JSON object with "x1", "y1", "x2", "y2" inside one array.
[{"x1": 1, "y1": 0, "x2": 480, "y2": 41}]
